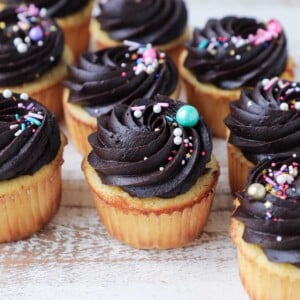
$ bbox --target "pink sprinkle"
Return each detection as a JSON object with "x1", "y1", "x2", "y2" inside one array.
[
  {"x1": 263, "y1": 77, "x2": 278, "y2": 91},
  {"x1": 142, "y1": 48, "x2": 157, "y2": 60},
  {"x1": 17, "y1": 103, "x2": 24, "y2": 108},
  {"x1": 265, "y1": 176, "x2": 277, "y2": 187},
  {"x1": 168, "y1": 156, "x2": 173, "y2": 161},
  {"x1": 184, "y1": 143, "x2": 189, "y2": 148},
  {"x1": 131, "y1": 105, "x2": 145, "y2": 111},
  {"x1": 280, "y1": 164, "x2": 287, "y2": 171},
  {"x1": 285, "y1": 88, "x2": 294, "y2": 95},
  {"x1": 271, "y1": 162, "x2": 276, "y2": 167},
  {"x1": 121, "y1": 72, "x2": 127, "y2": 77},
  {"x1": 157, "y1": 102, "x2": 169, "y2": 107},
  {"x1": 201, "y1": 151, "x2": 206, "y2": 156},
  {"x1": 267, "y1": 19, "x2": 282, "y2": 35},
  {"x1": 189, "y1": 149, "x2": 194, "y2": 153}
]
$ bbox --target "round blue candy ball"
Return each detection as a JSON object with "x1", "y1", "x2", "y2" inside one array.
[{"x1": 176, "y1": 105, "x2": 199, "y2": 127}]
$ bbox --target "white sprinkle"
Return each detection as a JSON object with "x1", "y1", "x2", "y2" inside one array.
[
  {"x1": 28, "y1": 112, "x2": 44, "y2": 120},
  {"x1": 279, "y1": 102, "x2": 289, "y2": 111},
  {"x1": 20, "y1": 93, "x2": 29, "y2": 100},
  {"x1": 159, "y1": 167, "x2": 164, "y2": 171},
  {"x1": 3, "y1": 89, "x2": 12, "y2": 98},
  {"x1": 181, "y1": 160, "x2": 186, "y2": 166},
  {"x1": 40, "y1": 8, "x2": 48, "y2": 18},
  {"x1": 154, "y1": 128, "x2": 160, "y2": 132},
  {"x1": 235, "y1": 54, "x2": 241, "y2": 60},
  {"x1": 125, "y1": 53, "x2": 130, "y2": 58},
  {"x1": 153, "y1": 104, "x2": 162, "y2": 114},
  {"x1": 37, "y1": 40, "x2": 44, "y2": 47},
  {"x1": 183, "y1": 139, "x2": 189, "y2": 143},
  {"x1": 292, "y1": 82, "x2": 297, "y2": 87},
  {"x1": 9, "y1": 124, "x2": 19, "y2": 130},
  {"x1": 276, "y1": 236, "x2": 282, "y2": 242},
  {"x1": 295, "y1": 87, "x2": 300, "y2": 92},
  {"x1": 49, "y1": 56, "x2": 55, "y2": 62},
  {"x1": 173, "y1": 128, "x2": 183, "y2": 137},
  {"x1": 17, "y1": 43, "x2": 28, "y2": 53},
  {"x1": 24, "y1": 36, "x2": 30, "y2": 44},
  {"x1": 173, "y1": 136, "x2": 182, "y2": 145},
  {"x1": 14, "y1": 129, "x2": 23, "y2": 137},
  {"x1": 13, "y1": 37, "x2": 23, "y2": 47},
  {"x1": 295, "y1": 101, "x2": 300, "y2": 110},
  {"x1": 262, "y1": 78, "x2": 270, "y2": 86},
  {"x1": 133, "y1": 110, "x2": 142, "y2": 118},
  {"x1": 293, "y1": 153, "x2": 297, "y2": 158},
  {"x1": 144, "y1": 157, "x2": 147, "y2": 160},
  {"x1": 247, "y1": 101, "x2": 253, "y2": 107},
  {"x1": 121, "y1": 63, "x2": 127, "y2": 68}
]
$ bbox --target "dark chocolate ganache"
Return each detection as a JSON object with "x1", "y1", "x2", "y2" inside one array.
[
  {"x1": 0, "y1": 5, "x2": 64, "y2": 86},
  {"x1": 234, "y1": 154, "x2": 300, "y2": 266},
  {"x1": 96, "y1": 0, "x2": 188, "y2": 44},
  {"x1": 64, "y1": 43, "x2": 178, "y2": 117},
  {"x1": 225, "y1": 78, "x2": 300, "y2": 164},
  {"x1": 0, "y1": 0, "x2": 88, "y2": 18},
  {"x1": 88, "y1": 96, "x2": 212, "y2": 198},
  {"x1": 184, "y1": 16, "x2": 288, "y2": 90},
  {"x1": 0, "y1": 90, "x2": 61, "y2": 180}
]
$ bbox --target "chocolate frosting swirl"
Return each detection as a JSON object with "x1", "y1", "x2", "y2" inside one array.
[
  {"x1": 234, "y1": 154, "x2": 300, "y2": 265},
  {"x1": 96, "y1": 0, "x2": 188, "y2": 44},
  {"x1": 64, "y1": 44, "x2": 178, "y2": 117},
  {"x1": 88, "y1": 96, "x2": 212, "y2": 198},
  {"x1": 0, "y1": 90, "x2": 61, "y2": 180},
  {"x1": 225, "y1": 78, "x2": 300, "y2": 164},
  {"x1": 0, "y1": 0, "x2": 88, "y2": 18},
  {"x1": 0, "y1": 5, "x2": 64, "y2": 86},
  {"x1": 184, "y1": 16, "x2": 288, "y2": 90}
]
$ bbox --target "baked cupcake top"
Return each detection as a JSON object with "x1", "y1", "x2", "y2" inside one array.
[
  {"x1": 225, "y1": 78, "x2": 300, "y2": 164},
  {"x1": 65, "y1": 42, "x2": 178, "y2": 117},
  {"x1": 184, "y1": 16, "x2": 288, "y2": 90},
  {"x1": 0, "y1": 89, "x2": 61, "y2": 180},
  {"x1": 95, "y1": 0, "x2": 188, "y2": 45},
  {"x1": 0, "y1": 1, "x2": 88, "y2": 18},
  {"x1": 234, "y1": 153, "x2": 300, "y2": 266},
  {"x1": 0, "y1": 4, "x2": 64, "y2": 86},
  {"x1": 88, "y1": 96, "x2": 212, "y2": 198}
]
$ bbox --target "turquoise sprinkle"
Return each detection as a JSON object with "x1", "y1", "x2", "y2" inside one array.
[
  {"x1": 15, "y1": 114, "x2": 19, "y2": 120},
  {"x1": 21, "y1": 123, "x2": 26, "y2": 130},
  {"x1": 176, "y1": 105, "x2": 200, "y2": 127},
  {"x1": 166, "y1": 115, "x2": 174, "y2": 122},
  {"x1": 26, "y1": 116, "x2": 41, "y2": 126},
  {"x1": 198, "y1": 40, "x2": 209, "y2": 49}
]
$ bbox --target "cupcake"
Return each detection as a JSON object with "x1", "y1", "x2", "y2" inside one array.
[
  {"x1": 90, "y1": 0, "x2": 189, "y2": 64},
  {"x1": 231, "y1": 153, "x2": 300, "y2": 300},
  {"x1": 179, "y1": 16, "x2": 295, "y2": 138},
  {"x1": 82, "y1": 95, "x2": 220, "y2": 249},
  {"x1": 0, "y1": 90, "x2": 67, "y2": 243},
  {"x1": 225, "y1": 77, "x2": 300, "y2": 194},
  {"x1": 64, "y1": 42, "x2": 180, "y2": 155},
  {"x1": 0, "y1": 0, "x2": 94, "y2": 60},
  {"x1": 0, "y1": 4, "x2": 73, "y2": 117}
]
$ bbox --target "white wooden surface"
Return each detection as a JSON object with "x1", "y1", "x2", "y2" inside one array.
[{"x1": 1, "y1": 1, "x2": 300, "y2": 299}]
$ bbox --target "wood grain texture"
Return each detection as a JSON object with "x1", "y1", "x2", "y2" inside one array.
[{"x1": 1, "y1": 0, "x2": 300, "y2": 299}]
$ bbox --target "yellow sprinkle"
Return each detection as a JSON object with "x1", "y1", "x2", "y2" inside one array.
[
  {"x1": 12, "y1": 25, "x2": 19, "y2": 32},
  {"x1": 186, "y1": 153, "x2": 191, "y2": 159},
  {"x1": 0, "y1": 22, "x2": 6, "y2": 29},
  {"x1": 246, "y1": 46, "x2": 252, "y2": 51},
  {"x1": 50, "y1": 25, "x2": 57, "y2": 32},
  {"x1": 229, "y1": 50, "x2": 235, "y2": 56},
  {"x1": 264, "y1": 201, "x2": 272, "y2": 209}
]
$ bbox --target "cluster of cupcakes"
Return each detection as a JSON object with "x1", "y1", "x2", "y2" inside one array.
[{"x1": 1, "y1": 1, "x2": 300, "y2": 299}]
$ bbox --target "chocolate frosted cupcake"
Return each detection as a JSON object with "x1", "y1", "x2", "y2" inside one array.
[
  {"x1": 225, "y1": 77, "x2": 300, "y2": 193},
  {"x1": 82, "y1": 95, "x2": 220, "y2": 249},
  {"x1": 0, "y1": 90, "x2": 67, "y2": 243},
  {"x1": 0, "y1": 0, "x2": 94, "y2": 59},
  {"x1": 179, "y1": 16, "x2": 294, "y2": 137},
  {"x1": 231, "y1": 153, "x2": 300, "y2": 300},
  {"x1": 0, "y1": 4, "x2": 73, "y2": 117},
  {"x1": 90, "y1": 0, "x2": 189, "y2": 64},
  {"x1": 64, "y1": 43, "x2": 180, "y2": 155}
]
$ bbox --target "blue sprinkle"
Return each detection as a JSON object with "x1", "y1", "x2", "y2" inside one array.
[
  {"x1": 26, "y1": 116, "x2": 41, "y2": 126},
  {"x1": 166, "y1": 115, "x2": 174, "y2": 122},
  {"x1": 198, "y1": 40, "x2": 209, "y2": 49},
  {"x1": 21, "y1": 123, "x2": 25, "y2": 130}
]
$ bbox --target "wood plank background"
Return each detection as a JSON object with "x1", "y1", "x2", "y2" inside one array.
[{"x1": 1, "y1": 0, "x2": 300, "y2": 299}]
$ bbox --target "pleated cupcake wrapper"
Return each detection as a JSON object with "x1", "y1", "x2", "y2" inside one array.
[
  {"x1": 227, "y1": 143, "x2": 254, "y2": 194},
  {"x1": 179, "y1": 51, "x2": 295, "y2": 139},
  {"x1": 231, "y1": 219, "x2": 300, "y2": 300},
  {"x1": 63, "y1": 95, "x2": 96, "y2": 156},
  {"x1": 0, "y1": 134, "x2": 66, "y2": 243},
  {"x1": 57, "y1": 0, "x2": 94, "y2": 61},
  {"x1": 92, "y1": 189, "x2": 215, "y2": 249}
]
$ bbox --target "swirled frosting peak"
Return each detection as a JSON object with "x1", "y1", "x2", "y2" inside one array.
[
  {"x1": 65, "y1": 42, "x2": 178, "y2": 117},
  {"x1": 96, "y1": 0, "x2": 188, "y2": 44},
  {"x1": 184, "y1": 16, "x2": 288, "y2": 89},
  {"x1": 225, "y1": 77, "x2": 300, "y2": 164},
  {"x1": 234, "y1": 154, "x2": 300, "y2": 265},
  {"x1": 0, "y1": 0, "x2": 88, "y2": 18},
  {"x1": 88, "y1": 96, "x2": 212, "y2": 198},
  {"x1": 0, "y1": 89, "x2": 61, "y2": 180},
  {"x1": 0, "y1": 4, "x2": 64, "y2": 86}
]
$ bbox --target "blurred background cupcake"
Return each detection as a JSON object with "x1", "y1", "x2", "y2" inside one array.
[
  {"x1": 179, "y1": 16, "x2": 295, "y2": 138},
  {"x1": 225, "y1": 77, "x2": 300, "y2": 194},
  {"x1": 0, "y1": 0, "x2": 94, "y2": 60},
  {"x1": 82, "y1": 96, "x2": 220, "y2": 249},
  {"x1": 231, "y1": 153, "x2": 300, "y2": 300},
  {"x1": 0, "y1": 4, "x2": 73, "y2": 117},
  {"x1": 64, "y1": 42, "x2": 180, "y2": 155},
  {"x1": 90, "y1": 0, "x2": 189, "y2": 64},
  {"x1": 0, "y1": 90, "x2": 67, "y2": 243}
]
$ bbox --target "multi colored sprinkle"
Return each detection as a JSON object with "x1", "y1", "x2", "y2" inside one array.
[
  {"x1": 197, "y1": 19, "x2": 282, "y2": 59},
  {"x1": 1, "y1": 89, "x2": 44, "y2": 136}
]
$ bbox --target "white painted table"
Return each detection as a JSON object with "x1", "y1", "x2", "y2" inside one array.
[{"x1": 1, "y1": 1, "x2": 299, "y2": 299}]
